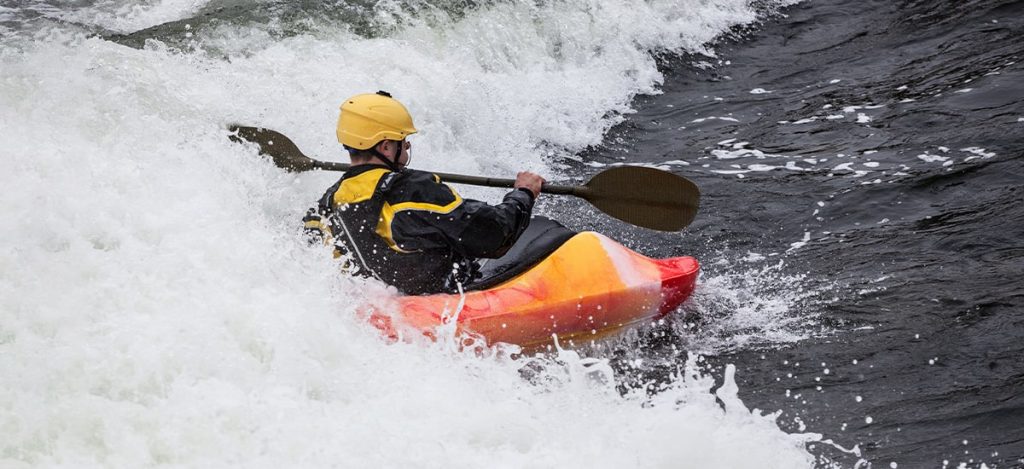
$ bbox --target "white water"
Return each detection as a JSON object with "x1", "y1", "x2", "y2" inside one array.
[
  {"x1": 679, "y1": 259, "x2": 828, "y2": 352},
  {"x1": 0, "y1": 0, "x2": 824, "y2": 467}
]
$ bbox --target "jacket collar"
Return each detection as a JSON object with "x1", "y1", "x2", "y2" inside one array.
[{"x1": 344, "y1": 163, "x2": 393, "y2": 178}]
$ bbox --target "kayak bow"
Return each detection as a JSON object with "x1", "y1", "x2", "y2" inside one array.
[{"x1": 364, "y1": 231, "x2": 699, "y2": 350}]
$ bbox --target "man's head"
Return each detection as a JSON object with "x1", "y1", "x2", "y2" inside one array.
[{"x1": 337, "y1": 91, "x2": 417, "y2": 170}]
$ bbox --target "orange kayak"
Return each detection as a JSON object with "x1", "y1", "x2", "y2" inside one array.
[{"x1": 365, "y1": 231, "x2": 700, "y2": 350}]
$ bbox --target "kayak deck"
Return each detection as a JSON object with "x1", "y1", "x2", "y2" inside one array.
[{"x1": 367, "y1": 232, "x2": 699, "y2": 350}]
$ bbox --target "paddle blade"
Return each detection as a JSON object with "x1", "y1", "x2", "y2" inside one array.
[
  {"x1": 582, "y1": 166, "x2": 700, "y2": 232},
  {"x1": 228, "y1": 125, "x2": 319, "y2": 172}
]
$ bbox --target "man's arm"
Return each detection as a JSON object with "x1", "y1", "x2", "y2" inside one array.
[
  {"x1": 384, "y1": 170, "x2": 541, "y2": 258},
  {"x1": 446, "y1": 187, "x2": 535, "y2": 258}
]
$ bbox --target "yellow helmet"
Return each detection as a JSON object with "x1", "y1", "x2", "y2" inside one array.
[{"x1": 336, "y1": 91, "x2": 418, "y2": 150}]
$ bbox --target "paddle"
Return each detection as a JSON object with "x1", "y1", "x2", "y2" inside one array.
[{"x1": 228, "y1": 125, "x2": 700, "y2": 231}]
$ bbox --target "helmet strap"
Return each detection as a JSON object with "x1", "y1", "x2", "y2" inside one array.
[{"x1": 372, "y1": 140, "x2": 405, "y2": 172}]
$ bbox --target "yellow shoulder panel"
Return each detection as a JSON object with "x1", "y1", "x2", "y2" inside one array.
[
  {"x1": 333, "y1": 168, "x2": 391, "y2": 205},
  {"x1": 375, "y1": 185, "x2": 464, "y2": 252}
]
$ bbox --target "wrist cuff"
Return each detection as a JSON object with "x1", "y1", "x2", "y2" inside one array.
[{"x1": 516, "y1": 187, "x2": 536, "y2": 203}]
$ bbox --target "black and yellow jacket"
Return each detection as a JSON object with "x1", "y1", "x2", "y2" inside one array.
[{"x1": 304, "y1": 164, "x2": 535, "y2": 295}]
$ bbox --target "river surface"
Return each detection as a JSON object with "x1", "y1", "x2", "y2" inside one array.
[
  {"x1": 2, "y1": 0, "x2": 1022, "y2": 467},
  {"x1": 586, "y1": 1, "x2": 1024, "y2": 467}
]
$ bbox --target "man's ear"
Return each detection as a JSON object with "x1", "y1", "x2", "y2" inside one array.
[{"x1": 374, "y1": 140, "x2": 391, "y2": 155}]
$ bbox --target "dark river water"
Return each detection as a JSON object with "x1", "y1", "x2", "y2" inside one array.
[{"x1": 576, "y1": 1, "x2": 1024, "y2": 467}]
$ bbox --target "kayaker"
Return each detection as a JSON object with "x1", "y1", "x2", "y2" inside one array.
[{"x1": 304, "y1": 91, "x2": 544, "y2": 295}]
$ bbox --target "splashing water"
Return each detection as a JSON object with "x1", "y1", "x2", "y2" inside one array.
[{"x1": 0, "y1": 0, "x2": 845, "y2": 466}]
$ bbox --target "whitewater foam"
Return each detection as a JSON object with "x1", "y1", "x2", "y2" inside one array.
[{"x1": 0, "y1": 1, "x2": 826, "y2": 466}]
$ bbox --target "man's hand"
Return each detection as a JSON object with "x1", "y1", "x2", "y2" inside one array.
[{"x1": 514, "y1": 171, "x2": 545, "y2": 200}]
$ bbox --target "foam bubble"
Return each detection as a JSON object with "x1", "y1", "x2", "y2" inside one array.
[{"x1": 917, "y1": 153, "x2": 950, "y2": 163}]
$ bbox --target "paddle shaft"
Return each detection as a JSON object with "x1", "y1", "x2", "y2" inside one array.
[
  {"x1": 310, "y1": 159, "x2": 584, "y2": 197},
  {"x1": 228, "y1": 125, "x2": 698, "y2": 230}
]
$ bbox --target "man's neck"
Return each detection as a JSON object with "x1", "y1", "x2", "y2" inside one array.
[{"x1": 351, "y1": 156, "x2": 405, "y2": 170}]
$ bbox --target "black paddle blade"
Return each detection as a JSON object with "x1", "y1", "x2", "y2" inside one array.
[
  {"x1": 228, "y1": 125, "x2": 319, "y2": 172},
  {"x1": 582, "y1": 166, "x2": 700, "y2": 232}
]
